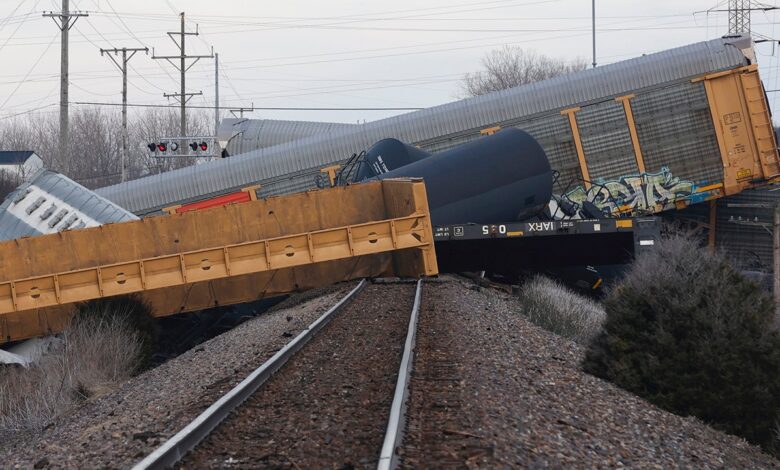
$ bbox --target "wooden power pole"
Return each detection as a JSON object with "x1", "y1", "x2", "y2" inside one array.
[
  {"x1": 153, "y1": 12, "x2": 213, "y2": 145},
  {"x1": 43, "y1": 0, "x2": 87, "y2": 163},
  {"x1": 215, "y1": 52, "x2": 219, "y2": 137},
  {"x1": 100, "y1": 47, "x2": 148, "y2": 182}
]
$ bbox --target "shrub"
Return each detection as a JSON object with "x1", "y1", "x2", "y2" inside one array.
[
  {"x1": 582, "y1": 234, "x2": 780, "y2": 454},
  {"x1": 0, "y1": 297, "x2": 152, "y2": 437},
  {"x1": 519, "y1": 275, "x2": 606, "y2": 345},
  {"x1": 73, "y1": 296, "x2": 157, "y2": 370}
]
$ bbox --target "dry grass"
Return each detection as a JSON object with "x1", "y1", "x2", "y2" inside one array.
[
  {"x1": 519, "y1": 275, "x2": 606, "y2": 345},
  {"x1": 0, "y1": 302, "x2": 145, "y2": 438}
]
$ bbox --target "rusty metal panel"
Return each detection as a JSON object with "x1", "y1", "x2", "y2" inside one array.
[{"x1": 0, "y1": 179, "x2": 437, "y2": 344}]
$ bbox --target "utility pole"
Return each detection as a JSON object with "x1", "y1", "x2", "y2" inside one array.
[
  {"x1": 229, "y1": 104, "x2": 255, "y2": 118},
  {"x1": 591, "y1": 0, "x2": 596, "y2": 68},
  {"x1": 100, "y1": 47, "x2": 148, "y2": 182},
  {"x1": 215, "y1": 52, "x2": 219, "y2": 137},
  {"x1": 43, "y1": 1, "x2": 87, "y2": 163},
  {"x1": 153, "y1": 12, "x2": 213, "y2": 143}
]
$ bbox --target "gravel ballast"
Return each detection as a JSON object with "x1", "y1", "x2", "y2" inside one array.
[
  {"x1": 181, "y1": 283, "x2": 415, "y2": 468},
  {"x1": 0, "y1": 284, "x2": 353, "y2": 469},
  {"x1": 2, "y1": 275, "x2": 777, "y2": 469},
  {"x1": 400, "y1": 276, "x2": 779, "y2": 468}
]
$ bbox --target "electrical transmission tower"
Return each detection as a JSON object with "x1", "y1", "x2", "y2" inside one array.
[
  {"x1": 726, "y1": 0, "x2": 778, "y2": 35},
  {"x1": 43, "y1": 0, "x2": 88, "y2": 161},
  {"x1": 153, "y1": 12, "x2": 213, "y2": 141},
  {"x1": 729, "y1": 0, "x2": 752, "y2": 34},
  {"x1": 100, "y1": 47, "x2": 148, "y2": 182}
]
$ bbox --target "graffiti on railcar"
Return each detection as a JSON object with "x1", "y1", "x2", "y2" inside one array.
[{"x1": 548, "y1": 167, "x2": 699, "y2": 220}]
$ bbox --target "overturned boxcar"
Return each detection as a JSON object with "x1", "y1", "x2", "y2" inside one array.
[{"x1": 96, "y1": 35, "x2": 778, "y2": 221}]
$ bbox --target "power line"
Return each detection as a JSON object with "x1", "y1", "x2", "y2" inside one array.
[
  {"x1": 0, "y1": 1, "x2": 40, "y2": 56},
  {"x1": 98, "y1": 0, "x2": 179, "y2": 91},
  {"x1": 70, "y1": 3, "x2": 172, "y2": 97},
  {"x1": 0, "y1": 103, "x2": 57, "y2": 120},
  {"x1": 72, "y1": 101, "x2": 423, "y2": 110},
  {"x1": 0, "y1": 13, "x2": 701, "y2": 114},
  {"x1": 173, "y1": 0, "x2": 564, "y2": 36},
  {"x1": 0, "y1": 15, "x2": 731, "y2": 48},
  {"x1": 0, "y1": 12, "x2": 704, "y2": 45},
  {"x1": 0, "y1": 33, "x2": 58, "y2": 110},
  {"x1": 0, "y1": 11, "x2": 680, "y2": 77},
  {"x1": 96, "y1": 0, "x2": 552, "y2": 27},
  {"x1": 71, "y1": 16, "x2": 174, "y2": 97},
  {"x1": 3, "y1": 5, "x2": 769, "y2": 120},
  {"x1": 78, "y1": 1, "x2": 176, "y2": 92},
  {"x1": 0, "y1": 0, "x2": 32, "y2": 47}
]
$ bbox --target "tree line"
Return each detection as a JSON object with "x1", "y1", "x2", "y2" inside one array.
[{"x1": 0, "y1": 107, "x2": 214, "y2": 189}]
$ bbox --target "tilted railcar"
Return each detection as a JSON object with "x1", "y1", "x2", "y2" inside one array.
[{"x1": 96, "y1": 35, "x2": 778, "y2": 221}]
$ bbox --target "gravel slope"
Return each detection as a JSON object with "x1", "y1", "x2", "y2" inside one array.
[
  {"x1": 0, "y1": 284, "x2": 353, "y2": 470},
  {"x1": 2, "y1": 276, "x2": 777, "y2": 469},
  {"x1": 401, "y1": 276, "x2": 779, "y2": 468}
]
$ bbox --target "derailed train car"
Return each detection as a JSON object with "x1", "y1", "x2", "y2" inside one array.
[
  {"x1": 96, "y1": 35, "x2": 778, "y2": 222},
  {"x1": 345, "y1": 130, "x2": 659, "y2": 283},
  {"x1": 348, "y1": 128, "x2": 553, "y2": 226}
]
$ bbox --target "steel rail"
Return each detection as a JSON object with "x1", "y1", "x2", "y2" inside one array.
[
  {"x1": 132, "y1": 279, "x2": 367, "y2": 470},
  {"x1": 377, "y1": 278, "x2": 423, "y2": 470}
]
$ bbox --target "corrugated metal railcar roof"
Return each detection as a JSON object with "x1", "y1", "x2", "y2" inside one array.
[
  {"x1": 0, "y1": 169, "x2": 138, "y2": 241},
  {"x1": 97, "y1": 36, "x2": 752, "y2": 215},
  {"x1": 218, "y1": 118, "x2": 357, "y2": 155}
]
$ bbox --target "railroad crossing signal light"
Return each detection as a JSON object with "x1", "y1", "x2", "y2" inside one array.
[{"x1": 151, "y1": 139, "x2": 214, "y2": 156}]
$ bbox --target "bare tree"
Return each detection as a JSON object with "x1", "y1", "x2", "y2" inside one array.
[
  {"x1": 462, "y1": 46, "x2": 587, "y2": 96},
  {"x1": 0, "y1": 107, "x2": 213, "y2": 189},
  {"x1": 0, "y1": 170, "x2": 21, "y2": 201},
  {"x1": 129, "y1": 108, "x2": 210, "y2": 180}
]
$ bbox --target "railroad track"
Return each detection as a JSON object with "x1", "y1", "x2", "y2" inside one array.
[{"x1": 132, "y1": 278, "x2": 423, "y2": 470}]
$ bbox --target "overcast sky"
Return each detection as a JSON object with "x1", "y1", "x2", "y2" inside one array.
[{"x1": 0, "y1": 0, "x2": 778, "y2": 125}]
